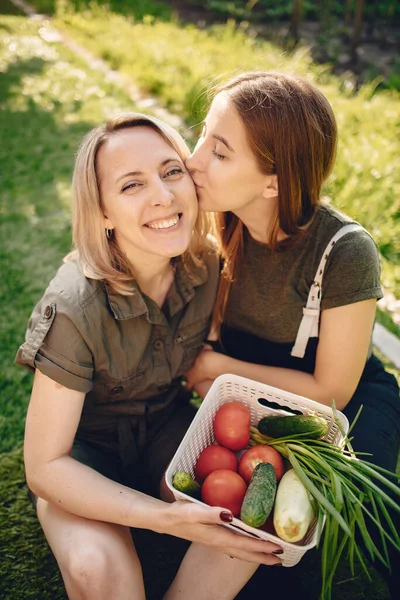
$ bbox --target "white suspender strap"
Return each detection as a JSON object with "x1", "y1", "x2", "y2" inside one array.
[{"x1": 291, "y1": 223, "x2": 361, "y2": 358}]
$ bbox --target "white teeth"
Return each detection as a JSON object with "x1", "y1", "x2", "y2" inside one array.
[{"x1": 146, "y1": 215, "x2": 180, "y2": 229}]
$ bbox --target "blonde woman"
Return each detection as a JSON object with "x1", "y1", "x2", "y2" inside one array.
[{"x1": 16, "y1": 113, "x2": 282, "y2": 600}]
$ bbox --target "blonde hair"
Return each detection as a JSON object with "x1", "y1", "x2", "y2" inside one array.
[
  {"x1": 68, "y1": 112, "x2": 216, "y2": 294},
  {"x1": 211, "y1": 72, "x2": 337, "y2": 329}
]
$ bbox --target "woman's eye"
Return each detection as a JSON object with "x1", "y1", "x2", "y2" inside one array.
[
  {"x1": 121, "y1": 182, "x2": 141, "y2": 192},
  {"x1": 165, "y1": 167, "x2": 184, "y2": 178},
  {"x1": 212, "y1": 150, "x2": 226, "y2": 160}
]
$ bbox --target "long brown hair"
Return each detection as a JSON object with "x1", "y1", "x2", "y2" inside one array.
[
  {"x1": 68, "y1": 112, "x2": 216, "y2": 294},
  {"x1": 212, "y1": 72, "x2": 337, "y2": 329}
]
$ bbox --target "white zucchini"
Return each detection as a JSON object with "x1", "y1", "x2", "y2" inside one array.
[{"x1": 273, "y1": 468, "x2": 314, "y2": 543}]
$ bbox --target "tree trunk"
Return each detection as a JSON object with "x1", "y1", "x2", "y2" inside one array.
[
  {"x1": 319, "y1": 0, "x2": 332, "y2": 34},
  {"x1": 344, "y1": 0, "x2": 353, "y2": 27},
  {"x1": 351, "y1": 0, "x2": 365, "y2": 63},
  {"x1": 366, "y1": 0, "x2": 380, "y2": 38},
  {"x1": 289, "y1": 0, "x2": 302, "y2": 42}
]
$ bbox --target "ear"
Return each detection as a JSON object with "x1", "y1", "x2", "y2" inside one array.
[{"x1": 262, "y1": 174, "x2": 278, "y2": 199}]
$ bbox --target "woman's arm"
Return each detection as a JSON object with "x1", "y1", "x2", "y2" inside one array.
[
  {"x1": 25, "y1": 369, "x2": 282, "y2": 563},
  {"x1": 185, "y1": 299, "x2": 377, "y2": 410},
  {"x1": 24, "y1": 369, "x2": 169, "y2": 527}
]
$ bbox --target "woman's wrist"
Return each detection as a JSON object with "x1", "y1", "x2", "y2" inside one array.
[
  {"x1": 213, "y1": 352, "x2": 232, "y2": 378},
  {"x1": 149, "y1": 500, "x2": 188, "y2": 536}
]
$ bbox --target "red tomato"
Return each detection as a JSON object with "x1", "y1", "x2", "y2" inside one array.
[
  {"x1": 201, "y1": 470, "x2": 247, "y2": 516},
  {"x1": 238, "y1": 446, "x2": 284, "y2": 483},
  {"x1": 195, "y1": 445, "x2": 238, "y2": 483},
  {"x1": 213, "y1": 402, "x2": 251, "y2": 451}
]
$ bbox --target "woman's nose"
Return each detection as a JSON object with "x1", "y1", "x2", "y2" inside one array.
[{"x1": 152, "y1": 180, "x2": 174, "y2": 206}]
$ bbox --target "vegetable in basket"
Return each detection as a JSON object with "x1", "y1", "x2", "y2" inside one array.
[
  {"x1": 258, "y1": 414, "x2": 329, "y2": 440},
  {"x1": 241, "y1": 462, "x2": 277, "y2": 528},
  {"x1": 172, "y1": 471, "x2": 201, "y2": 498},
  {"x1": 213, "y1": 401, "x2": 251, "y2": 451},
  {"x1": 238, "y1": 445, "x2": 284, "y2": 483},
  {"x1": 250, "y1": 405, "x2": 400, "y2": 600},
  {"x1": 195, "y1": 445, "x2": 238, "y2": 483},
  {"x1": 273, "y1": 468, "x2": 314, "y2": 543}
]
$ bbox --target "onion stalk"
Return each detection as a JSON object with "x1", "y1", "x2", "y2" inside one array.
[{"x1": 249, "y1": 406, "x2": 400, "y2": 600}]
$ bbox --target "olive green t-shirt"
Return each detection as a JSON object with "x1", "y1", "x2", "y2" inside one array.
[
  {"x1": 224, "y1": 203, "x2": 383, "y2": 346},
  {"x1": 16, "y1": 251, "x2": 219, "y2": 430}
]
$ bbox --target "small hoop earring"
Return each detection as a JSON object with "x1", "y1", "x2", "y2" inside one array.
[{"x1": 106, "y1": 228, "x2": 113, "y2": 239}]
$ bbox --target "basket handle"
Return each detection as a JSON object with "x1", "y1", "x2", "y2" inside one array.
[{"x1": 257, "y1": 397, "x2": 303, "y2": 415}]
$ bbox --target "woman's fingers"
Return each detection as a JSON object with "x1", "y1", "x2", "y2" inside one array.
[
  {"x1": 185, "y1": 347, "x2": 215, "y2": 386},
  {"x1": 167, "y1": 501, "x2": 283, "y2": 559},
  {"x1": 224, "y1": 549, "x2": 282, "y2": 566},
  {"x1": 171, "y1": 501, "x2": 233, "y2": 525}
]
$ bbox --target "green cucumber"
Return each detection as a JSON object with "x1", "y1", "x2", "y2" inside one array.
[
  {"x1": 240, "y1": 462, "x2": 277, "y2": 528},
  {"x1": 258, "y1": 414, "x2": 328, "y2": 440},
  {"x1": 172, "y1": 471, "x2": 201, "y2": 498}
]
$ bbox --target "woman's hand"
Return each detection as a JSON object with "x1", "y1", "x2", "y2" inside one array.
[
  {"x1": 159, "y1": 500, "x2": 282, "y2": 566},
  {"x1": 185, "y1": 346, "x2": 227, "y2": 388}
]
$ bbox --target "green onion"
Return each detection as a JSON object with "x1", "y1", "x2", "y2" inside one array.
[{"x1": 251, "y1": 404, "x2": 400, "y2": 600}]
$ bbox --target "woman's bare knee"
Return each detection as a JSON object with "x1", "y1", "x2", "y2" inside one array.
[
  {"x1": 37, "y1": 499, "x2": 145, "y2": 600},
  {"x1": 61, "y1": 540, "x2": 116, "y2": 598}
]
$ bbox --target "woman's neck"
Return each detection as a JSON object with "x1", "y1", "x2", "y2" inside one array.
[
  {"x1": 130, "y1": 256, "x2": 175, "y2": 307},
  {"x1": 233, "y1": 197, "x2": 277, "y2": 243}
]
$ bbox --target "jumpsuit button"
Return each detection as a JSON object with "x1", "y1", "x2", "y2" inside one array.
[
  {"x1": 43, "y1": 305, "x2": 53, "y2": 319},
  {"x1": 153, "y1": 339, "x2": 164, "y2": 350}
]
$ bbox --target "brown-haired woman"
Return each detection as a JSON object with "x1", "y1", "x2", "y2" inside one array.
[
  {"x1": 16, "y1": 112, "x2": 283, "y2": 600},
  {"x1": 186, "y1": 72, "x2": 400, "y2": 597}
]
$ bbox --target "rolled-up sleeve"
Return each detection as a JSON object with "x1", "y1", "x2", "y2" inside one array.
[{"x1": 15, "y1": 297, "x2": 94, "y2": 393}]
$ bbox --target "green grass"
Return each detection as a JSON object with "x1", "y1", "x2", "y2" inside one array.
[{"x1": 0, "y1": 2, "x2": 399, "y2": 599}]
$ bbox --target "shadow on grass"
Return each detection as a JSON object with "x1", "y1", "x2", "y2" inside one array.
[{"x1": 0, "y1": 52, "x2": 94, "y2": 453}]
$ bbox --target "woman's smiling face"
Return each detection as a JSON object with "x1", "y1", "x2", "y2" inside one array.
[
  {"x1": 186, "y1": 92, "x2": 272, "y2": 214},
  {"x1": 98, "y1": 126, "x2": 198, "y2": 264}
]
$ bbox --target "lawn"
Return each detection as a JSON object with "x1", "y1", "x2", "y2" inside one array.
[{"x1": 0, "y1": 1, "x2": 399, "y2": 599}]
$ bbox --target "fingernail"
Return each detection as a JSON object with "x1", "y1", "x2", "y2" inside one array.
[
  {"x1": 272, "y1": 562, "x2": 282, "y2": 567},
  {"x1": 272, "y1": 549, "x2": 284, "y2": 555},
  {"x1": 220, "y1": 511, "x2": 233, "y2": 523}
]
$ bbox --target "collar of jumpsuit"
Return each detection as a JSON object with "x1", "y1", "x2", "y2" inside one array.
[{"x1": 105, "y1": 255, "x2": 209, "y2": 323}]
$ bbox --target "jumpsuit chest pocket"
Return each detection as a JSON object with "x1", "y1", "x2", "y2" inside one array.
[
  {"x1": 92, "y1": 369, "x2": 147, "y2": 405},
  {"x1": 175, "y1": 317, "x2": 210, "y2": 374}
]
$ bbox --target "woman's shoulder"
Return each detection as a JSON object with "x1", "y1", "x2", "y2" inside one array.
[
  {"x1": 315, "y1": 202, "x2": 354, "y2": 231},
  {"x1": 46, "y1": 253, "x2": 104, "y2": 310},
  {"x1": 313, "y1": 203, "x2": 377, "y2": 252}
]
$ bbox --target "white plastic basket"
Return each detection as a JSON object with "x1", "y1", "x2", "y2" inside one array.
[{"x1": 166, "y1": 374, "x2": 349, "y2": 567}]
